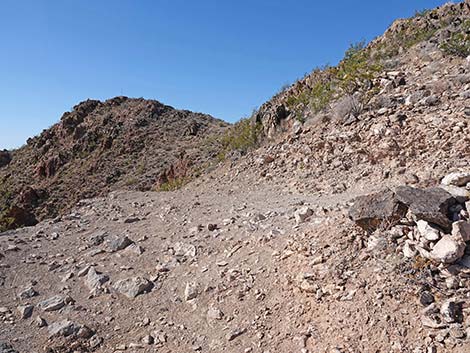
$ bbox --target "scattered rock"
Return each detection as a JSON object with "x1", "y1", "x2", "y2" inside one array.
[
  {"x1": 17, "y1": 305, "x2": 33, "y2": 319},
  {"x1": 113, "y1": 277, "x2": 153, "y2": 298},
  {"x1": 107, "y1": 235, "x2": 133, "y2": 252},
  {"x1": 85, "y1": 267, "x2": 109, "y2": 293},
  {"x1": 416, "y1": 220, "x2": 441, "y2": 241},
  {"x1": 294, "y1": 207, "x2": 313, "y2": 224},
  {"x1": 48, "y1": 320, "x2": 82, "y2": 338},
  {"x1": 184, "y1": 282, "x2": 199, "y2": 301},
  {"x1": 430, "y1": 234, "x2": 466, "y2": 263},
  {"x1": 0, "y1": 342, "x2": 18, "y2": 353},
  {"x1": 441, "y1": 172, "x2": 470, "y2": 187},
  {"x1": 37, "y1": 295, "x2": 66, "y2": 312},
  {"x1": 452, "y1": 220, "x2": 470, "y2": 242},
  {"x1": 17, "y1": 287, "x2": 38, "y2": 300}
]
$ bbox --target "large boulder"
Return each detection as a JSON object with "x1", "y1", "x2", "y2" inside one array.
[
  {"x1": 395, "y1": 186, "x2": 456, "y2": 230},
  {"x1": 348, "y1": 189, "x2": 407, "y2": 231}
]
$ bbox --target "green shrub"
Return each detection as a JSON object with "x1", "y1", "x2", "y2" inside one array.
[
  {"x1": 336, "y1": 41, "x2": 382, "y2": 93},
  {"x1": 219, "y1": 119, "x2": 263, "y2": 156},
  {"x1": 157, "y1": 177, "x2": 188, "y2": 192},
  {"x1": 441, "y1": 20, "x2": 470, "y2": 57}
]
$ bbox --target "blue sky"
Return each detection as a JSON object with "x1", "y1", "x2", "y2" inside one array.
[{"x1": 0, "y1": 0, "x2": 450, "y2": 149}]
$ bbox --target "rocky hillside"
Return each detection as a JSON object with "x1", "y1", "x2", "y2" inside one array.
[{"x1": 0, "y1": 97, "x2": 228, "y2": 231}]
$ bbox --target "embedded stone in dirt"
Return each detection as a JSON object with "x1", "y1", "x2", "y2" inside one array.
[
  {"x1": 37, "y1": 295, "x2": 66, "y2": 312},
  {"x1": 48, "y1": 320, "x2": 82, "y2": 338},
  {"x1": 107, "y1": 235, "x2": 133, "y2": 252},
  {"x1": 113, "y1": 277, "x2": 153, "y2": 298},
  {"x1": 294, "y1": 207, "x2": 313, "y2": 224},
  {"x1": 0, "y1": 342, "x2": 18, "y2": 353}
]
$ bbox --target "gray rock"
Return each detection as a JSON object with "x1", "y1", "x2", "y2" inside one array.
[
  {"x1": 173, "y1": 242, "x2": 196, "y2": 258},
  {"x1": 430, "y1": 234, "x2": 466, "y2": 263},
  {"x1": 0, "y1": 342, "x2": 18, "y2": 353},
  {"x1": 395, "y1": 186, "x2": 455, "y2": 229},
  {"x1": 37, "y1": 295, "x2": 65, "y2": 312},
  {"x1": 85, "y1": 267, "x2": 109, "y2": 293},
  {"x1": 349, "y1": 189, "x2": 407, "y2": 231},
  {"x1": 48, "y1": 320, "x2": 81, "y2": 337},
  {"x1": 113, "y1": 277, "x2": 153, "y2": 298},
  {"x1": 35, "y1": 316, "x2": 47, "y2": 327},
  {"x1": 107, "y1": 235, "x2": 133, "y2": 252},
  {"x1": 207, "y1": 306, "x2": 223, "y2": 320},
  {"x1": 17, "y1": 305, "x2": 33, "y2": 319},
  {"x1": 184, "y1": 282, "x2": 199, "y2": 301},
  {"x1": 17, "y1": 287, "x2": 38, "y2": 299}
]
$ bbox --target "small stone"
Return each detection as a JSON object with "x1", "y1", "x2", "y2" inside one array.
[
  {"x1": 207, "y1": 306, "x2": 223, "y2": 320},
  {"x1": 142, "y1": 334, "x2": 154, "y2": 345},
  {"x1": 441, "y1": 299, "x2": 461, "y2": 323},
  {"x1": 184, "y1": 282, "x2": 199, "y2": 301},
  {"x1": 85, "y1": 267, "x2": 109, "y2": 293},
  {"x1": 17, "y1": 305, "x2": 33, "y2": 319},
  {"x1": 207, "y1": 224, "x2": 218, "y2": 231},
  {"x1": 38, "y1": 295, "x2": 65, "y2": 312},
  {"x1": 226, "y1": 328, "x2": 246, "y2": 341},
  {"x1": 48, "y1": 320, "x2": 81, "y2": 337},
  {"x1": 419, "y1": 291, "x2": 435, "y2": 306},
  {"x1": 294, "y1": 207, "x2": 313, "y2": 224},
  {"x1": 35, "y1": 316, "x2": 47, "y2": 327},
  {"x1": 17, "y1": 287, "x2": 38, "y2": 300},
  {"x1": 416, "y1": 220, "x2": 440, "y2": 241},
  {"x1": 113, "y1": 277, "x2": 153, "y2": 298},
  {"x1": 107, "y1": 235, "x2": 133, "y2": 252}
]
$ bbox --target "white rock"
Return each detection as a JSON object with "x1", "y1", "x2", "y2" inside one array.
[
  {"x1": 416, "y1": 220, "x2": 441, "y2": 241},
  {"x1": 294, "y1": 207, "x2": 313, "y2": 224},
  {"x1": 439, "y1": 185, "x2": 470, "y2": 202},
  {"x1": 403, "y1": 240, "x2": 418, "y2": 258},
  {"x1": 430, "y1": 234, "x2": 466, "y2": 264},
  {"x1": 441, "y1": 172, "x2": 470, "y2": 187},
  {"x1": 184, "y1": 282, "x2": 199, "y2": 301}
]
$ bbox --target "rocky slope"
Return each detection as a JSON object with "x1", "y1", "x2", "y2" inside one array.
[
  {"x1": 2, "y1": 1, "x2": 470, "y2": 353},
  {"x1": 0, "y1": 97, "x2": 228, "y2": 231}
]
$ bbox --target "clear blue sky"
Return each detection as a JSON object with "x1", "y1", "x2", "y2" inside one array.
[{"x1": 0, "y1": 0, "x2": 449, "y2": 149}]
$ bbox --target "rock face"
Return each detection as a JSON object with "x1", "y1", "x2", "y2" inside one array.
[
  {"x1": 348, "y1": 189, "x2": 407, "y2": 231},
  {"x1": 113, "y1": 277, "x2": 153, "y2": 298}
]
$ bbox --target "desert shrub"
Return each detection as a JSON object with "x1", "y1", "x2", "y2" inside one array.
[
  {"x1": 218, "y1": 118, "x2": 263, "y2": 156},
  {"x1": 157, "y1": 176, "x2": 188, "y2": 192},
  {"x1": 333, "y1": 95, "x2": 363, "y2": 120},
  {"x1": 441, "y1": 20, "x2": 470, "y2": 57},
  {"x1": 336, "y1": 42, "x2": 382, "y2": 93}
]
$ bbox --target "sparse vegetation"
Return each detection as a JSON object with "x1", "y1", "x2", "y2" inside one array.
[
  {"x1": 156, "y1": 176, "x2": 188, "y2": 191},
  {"x1": 441, "y1": 20, "x2": 470, "y2": 57},
  {"x1": 336, "y1": 41, "x2": 382, "y2": 93},
  {"x1": 217, "y1": 118, "x2": 263, "y2": 160}
]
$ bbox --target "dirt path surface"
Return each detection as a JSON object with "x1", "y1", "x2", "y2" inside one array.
[{"x1": 1, "y1": 176, "x2": 469, "y2": 353}]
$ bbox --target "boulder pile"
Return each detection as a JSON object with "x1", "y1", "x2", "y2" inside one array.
[{"x1": 349, "y1": 172, "x2": 470, "y2": 266}]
